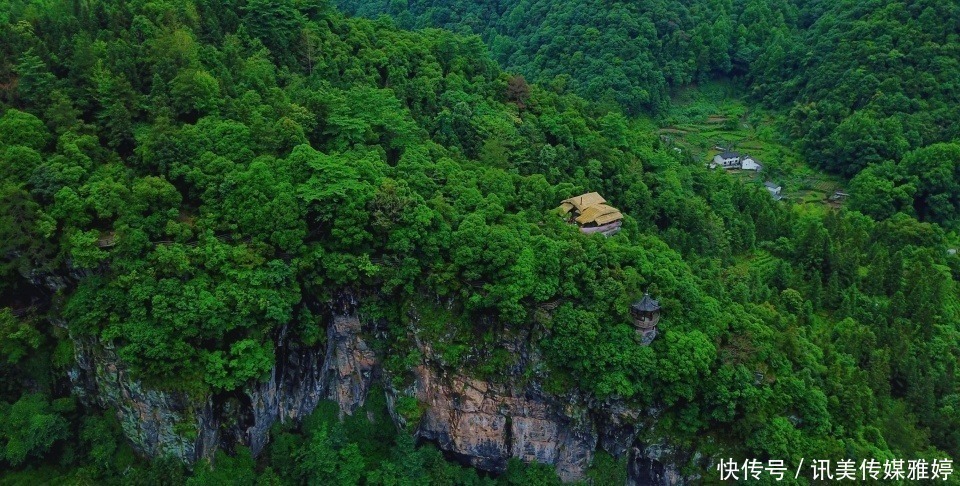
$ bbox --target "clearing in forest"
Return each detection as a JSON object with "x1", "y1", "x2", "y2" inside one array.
[{"x1": 656, "y1": 82, "x2": 845, "y2": 207}]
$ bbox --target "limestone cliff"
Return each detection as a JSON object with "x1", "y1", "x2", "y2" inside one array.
[
  {"x1": 245, "y1": 314, "x2": 376, "y2": 454},
  {"x1": 71, "y1": 337, "x2": 219, "y2": 462},
  {"x1": 70, "y1": 301, "x2": 702, "y2": 484},
  {"x1": 627, "y1": 443, "x2": 703, "y2": 486},
  {"x1": 382, "y1": 308, "x2": 703, "y2": 483},
  {"x1": 405, "y1": 363, "x2": 597, "y2": 481},
  {"x1": 70, "y1": 311, "x2": 378, "y2": 462}
]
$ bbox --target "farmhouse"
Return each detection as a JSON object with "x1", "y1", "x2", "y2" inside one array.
[
  {"x1": 711, "y1": 151, "x2": 741, "y2": 169},
  {"x1": 740, "y1": 156, "x2": 762, "y2": 171},
  {"x1": 830, "y1": 190, "x2": 849, "y2": 201},
  {"x1": 710, "y1": 151, "x2": 763, "y2": 172},
  {"x1": 559, "y1": 192, "x2": 623, "y2": 236},
  {"x1": 764, "y1": 181, "x2": 783, "y2": 200}
]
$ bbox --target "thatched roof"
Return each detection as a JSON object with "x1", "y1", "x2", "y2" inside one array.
[
  {"x1": 559, "y1": 192, "x2": 624, "y2": 227},
  {"x1": 594, "y1": 210, "x2": 624, "y2": 225},
  {"x1": 575, "y1": 204, "x2": 622, "y2": 225},
  {"x1": 561, "y1": 192, "x2": 606, "y2": 213}
]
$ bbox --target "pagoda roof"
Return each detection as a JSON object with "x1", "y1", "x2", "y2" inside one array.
[{"x1": 631, "y1": 293, "x2": 660, "y2": 312}]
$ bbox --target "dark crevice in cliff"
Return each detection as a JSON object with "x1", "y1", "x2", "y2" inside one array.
[
  {"x1": 503, "y1": 415, "x2": 513, "y2": 457},
  {"x1": 213, "y1": 390, "x2": 254, "y2": 454},
  {"x1": 630, "y1": 446, "x2": 667, "y2": 486},
  {"x1": 416, "y1": 436, "x2": 501, "y2": 477},
  {"x1": 2, "y1": 279, "x2": 49, "y2": 309}
]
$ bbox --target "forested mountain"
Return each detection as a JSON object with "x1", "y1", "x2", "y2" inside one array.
[
  {"x1": 338, "y1": 0, "x2": 800, "y2": 116},
  {"x1": 340, "y1": 0, "x2": 960, "y2": 229},
  {"x1": 774, "y1": 0, "x2": 960, "y2": 227},
  {"x1": 0, "y1": 0, "x2": 959, "y2": 484}
]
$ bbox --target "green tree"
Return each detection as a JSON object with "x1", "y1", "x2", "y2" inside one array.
[
  {"x1": 0, "y1": 394, "x2": 70, "y2": 466},
  {"x1": 170, "y1": 69, "x2": 221, "y2": 120},
  {"x1": 0, "y1": 109, "x2": 48, "y2": 150},
  {"x1": 188, "y1": 448, "x2": 258, "y2": 486}
]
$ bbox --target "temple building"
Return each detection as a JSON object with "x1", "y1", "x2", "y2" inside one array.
[
  {"x1": 631, "y1": 293, "x2": 661, "y2": 345},
  {"x1": 558, "y1": 192, "x2": 623, "y2": 236}
]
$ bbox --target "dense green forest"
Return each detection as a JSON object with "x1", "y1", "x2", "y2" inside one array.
[
  {"x1": 0, "y1": 0, "x2": 959, "y2": 483},
  {"x1": 338, "y1": 0, "x2": 801, "y2": 115},
  {"x1": 340, "y1": 0, "x2": 960, "y2": 229}
]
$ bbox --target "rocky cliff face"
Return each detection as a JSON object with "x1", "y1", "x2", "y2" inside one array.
[
  {"x1": 71, "y1": 337, "x2": 219, "y2": 462},
  {"x1": 71, "y1": 310, "x2": 378, "y2": 461},
  {"x1": 407, "y1": 363, "x2": 597, "y2": 481},
  {"x1": 388, "y1": 334, "x2": 703, "y2": 484},
  {"x1": 70, "y1": 300, "x2": 700, "y2": 483},
  {"x1": 245, "y1": 313, "x2": 377, "y2": 454},
  {"x1": 627, "y1": 443, "x2": 703, "y2": 486}
]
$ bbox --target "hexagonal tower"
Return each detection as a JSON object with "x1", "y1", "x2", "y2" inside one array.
[{"x1": 631, "y1": 293, "x2": 660, "y2": 345}]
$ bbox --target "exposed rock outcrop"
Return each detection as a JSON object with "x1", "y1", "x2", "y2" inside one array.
[
  {"x1": 70, "y1": 310, "x2": 378, "y2": 461},
  {"x1": 595, "y1": 402, "x2": 643, "y2": 459},
  {"x1": 385, "y1": 310, "x2": 705, "y2": 484},
  {"x1": 72, "y1": 338, "x2": 219, "y2": 462},
  {"x1": 70, "y1": 295, "x2": 700, "y2": 484},
  {"x1": 322, "y1": 314, "x2": 378, "y2": 414},
  {"x1": 245, "y1": 313, "x2": 376, "y2": 454},
  {"x1": 409, "y1": 364, "x2": 597, "y2": 482},
  {"x1": 627, "y1": 443, "x2": 703, "y2": 486},
  {"x1": 245, "y1": 328, "x2": 326, "y2": 456}
]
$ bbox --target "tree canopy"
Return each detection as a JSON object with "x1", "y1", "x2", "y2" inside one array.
[{"x1": 0, "y1": 0, "x2": 958, "y2": 483}]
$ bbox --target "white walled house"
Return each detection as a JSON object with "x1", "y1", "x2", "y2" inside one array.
[
  {"x1": 741, "y1": 156, "x2": 762, "y2": 171},
  {"x1": 765, "y1": 181, "x2": 783, "y2": 200},
  {"x1": 711, "y1": 151, "x2": 741, "y2": 168}
]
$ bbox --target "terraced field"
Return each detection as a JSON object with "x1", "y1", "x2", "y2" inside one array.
[{"x1": 657, "y1": 82, "x2": 846, "y2": 208}]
